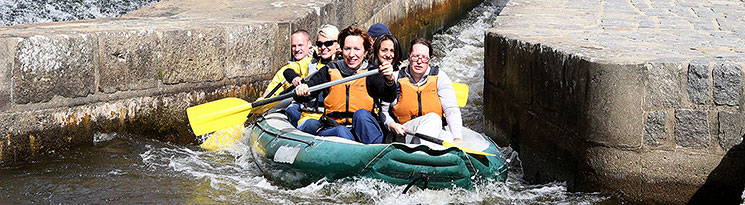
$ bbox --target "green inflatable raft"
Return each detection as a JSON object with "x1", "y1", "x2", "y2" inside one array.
[{"x1": 245, "y1": 111, "x2": 508, "y2": 189}]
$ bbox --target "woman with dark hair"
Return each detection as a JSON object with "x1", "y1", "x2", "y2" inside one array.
[
  {"x1": 293, "y1": 26, "x2": 396, "y2": 144},
  {"x1": 369, "y1": 33, "x2": 403, "y2": 71}
]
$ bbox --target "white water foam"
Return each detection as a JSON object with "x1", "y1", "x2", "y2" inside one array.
[
  {"x1": 93, "y1": 132, "x2": 117, "y2": 144},
  {"x1": 430, "y1": 1, "x2": 501, "y2": 132},
  {"x1": 0, "y1": 0, "x2": 159, "y2": 26}
]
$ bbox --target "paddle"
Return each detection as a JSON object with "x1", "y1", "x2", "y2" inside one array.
[
  {"x1": 451, "y1": 82, "x2": 468, "y2": 107},
  {"x1": 404, "y1": 129, "x2": 495, "y2": 156},
  {"x1": 251, "y1": 66, "x2": 325, "y2": 117},
  {"x1": 187, "y1": 69, "x2": 381, "y2": 136},
  {"x1": 247, "y1": 79, "x2": 288, "y2": 119}
]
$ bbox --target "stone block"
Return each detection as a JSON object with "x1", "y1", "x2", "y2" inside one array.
[
  {"x1": 640, "y1": 150, "x2": 722, "y2": 203},
  {"x1": 644, "y1": 111, "x2": 666, "y2": 146},
  {"x1": 0, "y1": 38, "x2": 18, "y2": 111},
  {"x1": 13, "y1": 34, "x2": 97, "y2": 104},
  {"x1": 718, "y1": 111, "x2": 744, "y2": 151},
  {"x1": 712, "y1": 62, "x2": 742, "y2": 106},
  {"x1": 98, "y1": 30, "x2": 160, "y2": 93},
  {"x1": 646, "y1": 62, "x2": 682, "y2": 108},
  {"x1": 675, "y1": 109, "x2": 710, "y2": 148},
  {"x1": 225, "y1": 23, "x2": 285, "y2": 79},
  {"x1": 159, "y1": 28, "x2": 225, "y2": 84},
  {"x1": 687, "y1": 60, "x2": 710, "y2": 105},
  {"x1": 585, "y1": 63, "x2": 644, "y2": 147},
  {"x1": 269, "y1": 23, "x2": 293, "y2": 76}
]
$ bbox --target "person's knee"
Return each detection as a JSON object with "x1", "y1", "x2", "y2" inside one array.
[
  {"x1": 422, "y1": 112, "x2": 440, "y2": 119},
  {"x1": 421, "y1": 113, "x2": 443, "y2": 125},
  {"x1": 353, "y1": 109, "x2": 372, "y2": 118}
]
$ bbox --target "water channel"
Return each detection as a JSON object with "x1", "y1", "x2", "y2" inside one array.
[{"x1": 1, "y1": 1, "x2": 616, "y2": 204}]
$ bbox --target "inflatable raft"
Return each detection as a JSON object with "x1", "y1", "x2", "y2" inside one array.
[{"x1": 244, "y1": 111, "x2": 509, "y2": 189}]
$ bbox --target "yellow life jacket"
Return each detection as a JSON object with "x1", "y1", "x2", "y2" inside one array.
[
  {"x1": 264, "y1": 57, "x2": 320, "y2": 98},
  {"x1": 324, "y1": 66, "x2": 374, "y2": 124},
  {"x1": 391, "y1": 67, "x2": 443, "y2": 124}
]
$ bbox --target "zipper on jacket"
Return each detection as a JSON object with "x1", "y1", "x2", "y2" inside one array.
[
  {"x1": 417, "y1": 91, "x2": 422, "y2": 117},
  {"x1": 345, "y1": 85, "x2": 351, "y2": 124}
]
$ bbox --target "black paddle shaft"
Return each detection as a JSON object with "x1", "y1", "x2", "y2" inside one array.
[
  {"x1": 251, "y1": 69, "x2": 381, "y2": 109},
  {"x1": 405, "y1": 129, "x2": 444, "y2": 144}
]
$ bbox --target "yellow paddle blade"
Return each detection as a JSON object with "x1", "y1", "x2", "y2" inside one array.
[
  {"x1": 452, "y1": 82, "x2": 469, "y2": 107},
  {"x1": 442, "y1": 140, "x2": 496, "y2": 156},
  {"x1": 200, "y1": 123, "x2": 244, "y2": 151},
  {"x1": 187, "y1": 97, "x2": 253, "y2": 136}
]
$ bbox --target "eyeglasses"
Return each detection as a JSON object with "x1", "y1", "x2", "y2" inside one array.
[
  {"x1": 409, "y1": 55, "x2": 431, "y2": 63},
  {"x1": 316, "y1": 40, "x2": 336, "y2": 48}
]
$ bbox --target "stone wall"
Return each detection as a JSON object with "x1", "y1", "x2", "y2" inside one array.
[
  {"x1": 0, "y1": 0, "x2": 484, "y2": 163},
  {"x1": 484, "y1": 0, "x2": 745, "y2": 203}
]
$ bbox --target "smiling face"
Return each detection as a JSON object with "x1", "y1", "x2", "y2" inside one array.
[
  {"x1": 408, "y1": 43, "x2": 430, "y2": 79},
  {"x1": 377, "y1": 39, "x2": 395, "y2": 65},
  {"x1": 317, "y1": 34, "x2": 338, "y2": 60},
  {"x1": 291, "y1": 33, "x2": 310, "y2": 61},
  {"x1": 342, "y1": 35, "x2": 367, "y2": 69}
]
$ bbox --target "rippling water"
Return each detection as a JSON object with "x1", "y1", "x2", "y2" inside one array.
[
  {"x1": 0, "y1": 0, "x2": 159, "y2": 26},
  {"x1": 0, "y1": 1, "x2": 614, "y2": 204}
]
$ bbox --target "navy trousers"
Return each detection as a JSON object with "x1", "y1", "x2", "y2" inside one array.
[{"x1": 318, "y1": 109, "x2": 383, "y2": 144}]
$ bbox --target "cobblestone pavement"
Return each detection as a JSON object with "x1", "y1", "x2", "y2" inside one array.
[{"x1": 493, "y1": 0, "x2": 745, "y2": 64}]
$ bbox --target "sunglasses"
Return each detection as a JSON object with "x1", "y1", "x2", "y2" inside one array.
[{"x1": 316, "y1": 40, "x2": 336, "y2": 48}]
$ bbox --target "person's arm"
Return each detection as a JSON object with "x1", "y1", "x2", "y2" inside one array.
[
  {"x1": 366, "y1": 66, "x2": 397, "y2": 103},
  {"x1": 283, "y1": 58, "x2": 312, "y2": 86},
  {"x1": 283, "y1": 67, "x2": 302, "y2": 85},
  {"x1": 293, "y1": 66, "x2": 330, "y2": 102},
  {"x1": 262, "y1": 65, "x2": 291, "y2": 98},
  {"x1": 380, "y1": 69, "x2": 400, "y2": 127},
  {"x1": 436, "y1": 72, "x2": 463, "y2": 140}
]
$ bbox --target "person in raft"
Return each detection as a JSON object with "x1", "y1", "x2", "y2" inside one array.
[
  {"x1": 293, "y1": 26, "x2": 396, "y2": 144},
  {"x1": 369, "y1": 33, "x2": 403, "y2": 72},
  {"x1": 282, "y1": 24, "x2": 341, "y2": 134},
  {"x1": 260, "y1": 29, "x2": 313, "y2": 99},
  {"x1": 382, "y1": 38, "x2": 464, "y2": 145}
]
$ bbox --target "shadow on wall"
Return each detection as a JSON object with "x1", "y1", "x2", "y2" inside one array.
[{"x1": 688, "y1": 135, "x2": 745, "y2": 204}]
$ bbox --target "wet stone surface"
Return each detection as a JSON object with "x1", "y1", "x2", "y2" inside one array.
[
  {"x1": 687, "y1": 60, "x2": 710, "y2": 105},
  {"x1": 13, "y1": 34, "x2": 96, "y2": 104},
  {"x1": 712, "y1": 62, "x2": 742, "y2": 106},
  {"x1": 644, "y1": 111, "x2": 666, "y2": 146},
  {"x1": 674, "y1": 109, "x2": 709, "y2": 148},
  {"x1": 646, "y1": 62, "x2": 682, "y2": 108},
  {"x1": 718, "y1": 111, "x2": 744, "y2": 152}
]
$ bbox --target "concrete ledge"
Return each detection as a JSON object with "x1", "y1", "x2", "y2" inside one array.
[
  {"x1": 0, "y1": 0, "x2": 485, "y2": 162},
  {"x1": 485, "y1": 0, "x2": 745, "y2": 203}
]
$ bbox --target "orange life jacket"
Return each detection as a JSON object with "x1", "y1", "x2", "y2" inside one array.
[
  {"x1": 391, "y1": 67, "x2": 443, "y2": 124},
  {"x1": 324, "y1": 66, "x2": 374, "y2": 124}
]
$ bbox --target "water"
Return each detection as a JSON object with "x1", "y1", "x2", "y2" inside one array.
[
  {"x1": 0, "y1": 1, "x2": 612, "y2": 204},
  {"x1": 0, "y1": 0, "x2": 160, "y2": 26}
]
